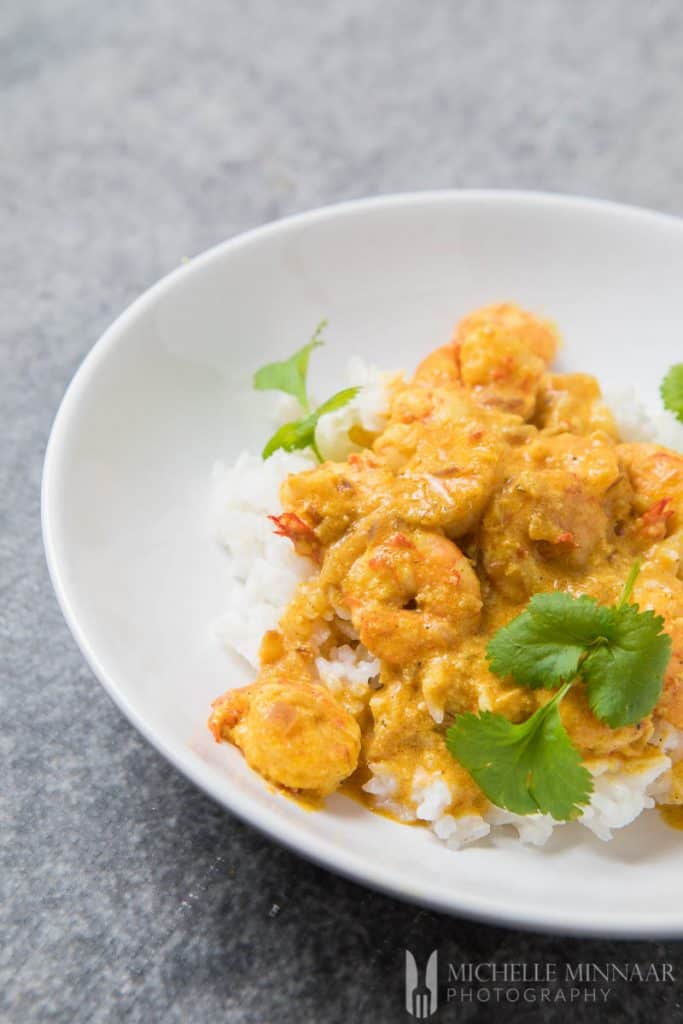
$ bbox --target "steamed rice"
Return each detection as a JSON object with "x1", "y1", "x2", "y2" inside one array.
[{"x1": 212, "y1": 359, "x2": 683, "y2": 850}]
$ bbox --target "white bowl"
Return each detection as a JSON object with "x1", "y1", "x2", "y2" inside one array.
[{"x1": 43, "y1": 191, "x2": 683, "y2": 936}]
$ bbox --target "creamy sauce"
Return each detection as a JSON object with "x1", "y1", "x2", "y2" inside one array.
[
  {"x1": 660, "y1": 805, "x2": 683, "y2": 831},
  {"x1": 209, "y1": 303, "x2": 683, "y2": 826}
]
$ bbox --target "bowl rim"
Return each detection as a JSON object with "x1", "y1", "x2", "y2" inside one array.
[{"x1": 41, "y1": 189, "x2": 683, "y2": 938}]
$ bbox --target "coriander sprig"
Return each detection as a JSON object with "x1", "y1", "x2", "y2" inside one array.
[
  {"x1": 447, "y1": 680, "x2": 592, "y2": 820},
  {"x1": 254, "y1": 320, "x2": 326, "y2": 412},
  {"x1": 253, "y1": 322, "x2": 359, "y2": 461},
  {"x1": 661, "y1": 363, "x2": 683, "y2": 424},
  {"x1": 447, "y1": 564, "x2": 672, "y2": 820},
  {"x1": 262, "y1": 386, "x2": 360, "y2": 460}
]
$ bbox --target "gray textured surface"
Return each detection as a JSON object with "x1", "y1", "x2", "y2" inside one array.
[{"x1": 4, "y1": 1, "x2": 683, "y2": 1021}]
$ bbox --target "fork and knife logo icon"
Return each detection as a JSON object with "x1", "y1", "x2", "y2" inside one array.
[{"x1": 405, "y1": 950, "x2": 439, "y2": 1018}]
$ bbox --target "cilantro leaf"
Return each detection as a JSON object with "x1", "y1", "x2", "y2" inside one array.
[
  {"x1": 253, "y1": 320, "x2": 326, "y2": 411},
  {"x1": 661, "y1": 363, "x2": 683, "y2": 424},
  {"x1": 486, "y1": 592, "x2": 612, "y2": 689},
  {"x1": 451, "y1": 560, "x2": 672, "y2": 818},
  {"x1": 314, "y1": 386, "x2": 361, "y2": 418},
  {"x1": 262, "y1": 414, "x2": 318, "y2": 460},
  {"x1": 262, "y1": 386, "x2": 359, "y2": 460},
  {"x1": 446, "y1": 682, "x2": 593, "y2": 820},
  {"x1": 486, "y1": 569, "x2": 671, "y2": 729},
  {"x1": 582, "y1": 602, "x2": 671, "y2": 727},
  {"x1": 254, "y1": 322, "x2": 362, "y2": 460}
]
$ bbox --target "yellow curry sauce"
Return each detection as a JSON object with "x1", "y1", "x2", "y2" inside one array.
[
  {"x1": 209, "y1": 304, "x2": 683, "y2": 826},
  {"x1": 660, "y1": 806, "x2": 683, "y2": 829}
]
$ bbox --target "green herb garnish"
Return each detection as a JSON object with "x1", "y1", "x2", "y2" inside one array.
[
  {"x1": 447, "y1": 563, "x2": 671, "y2": 820},
  {"x1": 254, "y1": 320, "x2": 326, "y2": 411},
  {"x1": 661, "y1": 363, "x2": 683, "y2": 424},
  {"x1": 447, "y1": 681, "x2": 591, "y2": 819},
  {"x1": 262, "y1": 386, "x2": 360, "y2": 460},
  {"x1": 254, "y1": 322, "x2": 359, "y2": 460}
]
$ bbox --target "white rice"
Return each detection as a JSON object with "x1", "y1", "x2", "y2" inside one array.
[
  {"x1": 316, "y1": 645, "x2": 380, "y2": 695},
  {"x1": 212, "y1": 357, "x2": 683, "y2": 850},
  {"x1": 212, "y1": 448, "x2": 318, "y2": 666},
  {"x1": 364, "y1": 753, "x2": 675, "y2": 849},
  {"x1": 603, "y1": 385, "x2": 683, "y2": 449}
]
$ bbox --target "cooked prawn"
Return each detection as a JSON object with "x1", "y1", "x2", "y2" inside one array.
[
  {"x1": 619, "y1": 443, "x2": 683, "y2": 541},
  {"x1": 456, "y1": 303, "x2": 559, "y2": 420},
  {"x1": 412, "y1": 341, "x2": 460, "y2": 389},
  {"x1": 455, "y1": 302, "x2": 560, "y2": 364},
  {"x1": 480, "y1": 432, "x2": 627, "y2": 601},
  {"x1": 209, "y1": 654, "x2": 361, "y2": 795},
  {"x1": 338, "y1": 521, "x2": 482, "y2": 664},
  {"x1": 373, "y1": 399, "x2": 506, "y2": 537},
  {"x1": 279, "y1": 449, "x2": 393, "y2": 546},
  {"x1": 633, "y1": 566, "x2": 683, "y2": 729}
]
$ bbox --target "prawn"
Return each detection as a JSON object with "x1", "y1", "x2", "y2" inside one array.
[
  {"x1": 619, "y1": 443, "x2": 683, "y2": 542},
  {"x1": 331, "y1": 519, "x2": 482, "y2": 664},
  {"x1": 279, "y1": 450, "x2": 393, "y2": 546},
  {"x1": 388, "y1": 302, "x2": 558, "y2": 425},
  {"x1": 455, "y1": 302, "x2": 560, "y2": 364},
  {"x1": 209, "y1": 653, "x2": 361, "y2": 795},
  {"x1": 480, "y1": 433, "x2": 625, "y2": 601},
  {"x1": 633, "y1": 568, "x2": 683, "y2": 729},
  {"x1": 456, "y1": 303, "x2": 559, "y2": 420},
  {"x1": 412, "y1": 342, "x2": 461, "y2": 389}
]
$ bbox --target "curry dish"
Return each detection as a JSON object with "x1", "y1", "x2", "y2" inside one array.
[{"x1": 209, "y1": 304, "x2": 683, "y2": 823}]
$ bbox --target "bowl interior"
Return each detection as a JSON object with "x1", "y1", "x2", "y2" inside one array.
[{"x1": 43, "y1": 193, "x2": 683, "y2": 935}]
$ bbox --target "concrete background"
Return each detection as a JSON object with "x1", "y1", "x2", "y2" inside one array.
[{"x1": 3, "y1": 1, "x2": 683, "y2": 1021}]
